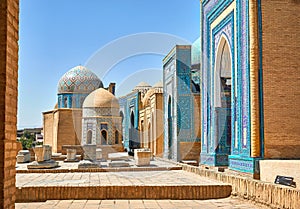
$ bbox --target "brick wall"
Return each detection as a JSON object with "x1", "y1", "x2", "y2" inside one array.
[
  {"x1": 0, "y1": 0, "x2": 19, "y2": 207},
  {"x1": 261, "y1": 0, "x2": 300, "y2": 158},
  {"x1": 43, "y1": 109, "x2": 82, "y2": 153},
  {"x1": 57, "y1": 109, "x2": 82, "y2": 153},
  {"x1": 43, "y1": 111, "x2": 54, "y2": 149}
]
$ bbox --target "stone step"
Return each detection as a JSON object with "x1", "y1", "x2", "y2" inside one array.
[{"x1": 16, "y1": 185, "x2": 231, "y2": 202}]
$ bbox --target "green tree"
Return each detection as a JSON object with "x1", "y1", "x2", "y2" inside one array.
[{"x1": 18, "y1": 131, "x2": 35, "y2": 150}]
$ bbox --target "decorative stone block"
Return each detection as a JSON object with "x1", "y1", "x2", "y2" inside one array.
[
  {"x1": 134, "y1": 148, "x2": 151, "y2": 166},
  {"x1": 66, "y1": 149, "x2": 76, "y2": 160},
  {"x1": 96, "y1": 148, "x2": 102, "y2": 160},
  {"x1": 83, "y1": 145, "x2": 96, "y2": 161},
  {"x1": 64, "y1": 148, "x2": 79, "y2": 162},
  {"x1": 16, "y1": 150, "x2": 30, "y2": 163},
  {"x1": 33, "y1": 145, "x2": 52, "y2": 162},
  {"x1": 28, "y1": 145, "x2": 58, "y2": 169},
  {"x1": 108, "y1": 152, "x2": 129, "y2": 161}
]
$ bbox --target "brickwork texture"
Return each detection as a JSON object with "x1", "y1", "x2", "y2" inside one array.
[
  {"x1": 0, "y1": 0, "x2": 19, "y2": 208},
  {"x1": 261, "y1": 0, "x2": 300, "y2": 158},
  {"x1": 43, "y1": 109, "x2": 82, "y2": 153}
]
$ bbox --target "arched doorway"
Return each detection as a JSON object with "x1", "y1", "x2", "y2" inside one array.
[
  {"x1": 101, "y1": 130, "x2": 107, "y2": 145},
  {"x1": 214, "y1": 36, "x2": 232, "y2": 158},
  {"x1": 87, "y1": 130, "x2": 92, "y2": 144},
  {"x1": 167, "y1": 96, "x2": 172, "y2": 159}
]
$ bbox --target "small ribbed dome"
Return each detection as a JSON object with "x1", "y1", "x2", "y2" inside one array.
[
  {"x1": 133, "y1": 81, "x2": 151, "y2": 90},
  {"x1": 83, "y1": 88, "x2": 119, "y2": 108},
  {"x1": 136, "y1": 81, "x2": 151, "y2": 87},
  {"x1": 58, "y1": 66, "x2": 103, "y2": 94},
  {"x1": 153, "y1": 81, "x2": 163, "y2": 88},
  {"x1": 142, "y1": 87, "x2": 163, "y2": 107}
]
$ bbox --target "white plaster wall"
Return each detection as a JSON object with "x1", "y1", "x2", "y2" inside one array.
[{"x1": 260, "y1": 160, "x2": 300, "y2": 189}]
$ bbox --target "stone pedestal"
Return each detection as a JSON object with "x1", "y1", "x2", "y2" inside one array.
[
  {"x1": 78, "y1": 160, "x2": 101, "y2": 169},
  {"x1": 27, "y1": 160, "x2": 59, "y2": 169},
  {"x1": 16, "y1": 150, "x2": 31, "y2": 163},
  {"x1": 78, "y1": 145, "x2": 100, "y2": 169},
  {"x1": 108, "y1": 152, "x2": 129, "y2": 161},
  {"x1": 34, "y1": 145, "x2": 51, "y2": 162},
  {"x1": 96, "y1": 148, "x2": 102, "y2": 160},
  {"x1": 27, "y1": 145, "x2": 58, "y2": 169},
  {"x1": 83, "y1": 145, "x2": 96, "y2": 161},
  {"x1": 64, "y1": 149, "x2": 79, "y2": 162},
  {"x1": 134, "y1": 148, "x2": 151, "y2": 166},
  {"x1": 108, "y1": 161, "x2": 130, "y2": 167}
]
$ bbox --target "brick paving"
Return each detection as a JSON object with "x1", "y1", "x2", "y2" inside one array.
[{"x1": 15, "y1": 198, "x2": 270, "y2": 209}]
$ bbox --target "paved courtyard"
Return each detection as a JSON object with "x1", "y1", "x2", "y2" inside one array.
[
  {"x1": 15, "y1": 198, "x2": 269, "y2": 209},
  {"x1": 15, "y1": 160, "x2": 271, "y2": 208},
  {"x1": 16, "y1": 170, "x2": 224, "y2": 187},
  {"x1": 16, "y1": 158, "x2": 181, "y2": 171}
]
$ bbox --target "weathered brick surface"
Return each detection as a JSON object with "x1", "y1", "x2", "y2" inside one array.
[
  {"x1": 15, "y1": 185, "x2": 231, "y2": 202},
  {"x1": 0, "y1": 0, "x2": 19, "y2": 208},
  {"x1": 261, "y1": 0, "x2": 300, "y2": 158}
]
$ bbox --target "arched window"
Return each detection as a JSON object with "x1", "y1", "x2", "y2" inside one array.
[
  {"x1": 130, "y1": 111, "x2": 135, "y2": 127},
  {"x1": 115, "y1": 130, "x2": 119, "y2": 144},
  {"x1": 101, "y1": 130, "x2": 107, "y2": 145},
  {"x1": 120, "y1": 111, "x2": 124, "y2": 123},
  {"x1": 87, "y1": 130, "x2": 92, "y2": 144},
  {"x1": 64, "y1": 97, "x2": 68, "y2": 108}
]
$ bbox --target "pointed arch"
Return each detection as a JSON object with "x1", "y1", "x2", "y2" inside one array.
[
  {"x1": 214, "y1": 35, "x2": 232, "y2": 108},
  {"x1": 87, "y1": 130, "x2": 92, "y2": 144}
]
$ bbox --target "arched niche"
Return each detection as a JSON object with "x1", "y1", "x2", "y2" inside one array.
[
  {"x1": 214, "y1": 35, "x2": 232, "y2": 108},
  {"x1": 87, "y1": 130, "x2": 92, "y2": 144},
  {"x1": 101, "y1": 130, "x2": 107, "y2": 145}
]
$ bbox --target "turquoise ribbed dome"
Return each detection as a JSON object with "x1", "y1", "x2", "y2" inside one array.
[{"x1": 57, "y1": 66, "x2": 103, "y2": 94}]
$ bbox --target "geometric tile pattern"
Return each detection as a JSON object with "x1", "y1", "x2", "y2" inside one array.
[{"x1": 57, "y1": 66, "x2": 103, "y2": 94}]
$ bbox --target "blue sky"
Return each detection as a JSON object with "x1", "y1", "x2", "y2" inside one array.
[{"x1": 18, "y1": 0, "x2": 200, "y2": 129}]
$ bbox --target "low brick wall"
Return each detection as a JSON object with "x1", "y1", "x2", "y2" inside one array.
[
  {"x1": 16, "y1": 185, "x2": 231, "y2": 202},
  {"x1": 181, "y1": 164, "x2": 300, "y2": 209}
]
